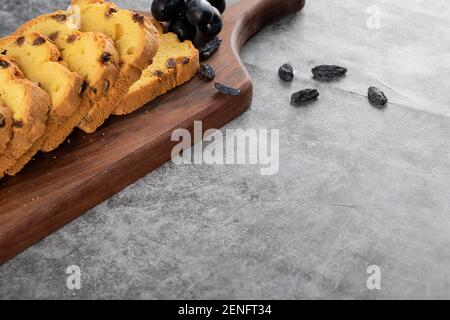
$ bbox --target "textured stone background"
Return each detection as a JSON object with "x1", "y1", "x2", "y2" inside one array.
[{"x1": 1, "y1": 0, "x2": 450, "y2": 299}]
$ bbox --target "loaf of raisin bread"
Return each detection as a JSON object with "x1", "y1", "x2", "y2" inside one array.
[
  {"x1": 0, "y1": 101, "x2": 13, "y2": 154},
  {"x1": 69, "y1": 0, "x2": 160, "y2": 133},
  {"x1": 114, "y1": 29, "x2": 199, "y2": 115},
  {"x1": 0, "y1": 33, "x2": 83, "y2": 176},
  {"x1": 14, "y1": 11, "x2": 120, "y2": 151},
  {"x1": 0, "y1": 54, "x2": 50, "y2": 177}
]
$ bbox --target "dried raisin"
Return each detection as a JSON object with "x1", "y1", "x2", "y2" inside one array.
[
  {"x1": 278, "y1": 63, "x2": 294, "y2": 82},
  {"x1": 106, "y1": 8, "x2": 118, "y2": 18},
  {"x1": 199, "y1": 64, "x2": 215, "y2": 80},
  {"x1": 32, "y1": 36, "x2": 46, "y2": 46},
  {"x1": 16, "y1": 37, "x2": 25, "y2": 46},
  {"x1": 13, "y1": 120, "x2": 23, "y2": 128},
  {"x1": 132, "y1": 12, "x2": 145, "y2": 23},
  {"x1": 215, "y1": 83, "x2": 240, "y2": 96},
  {"x1": 164, "y1": 58, "x2": 175, "y2": 69},
  {"x1": 312, "y1": 65, "x2": 347, "y2": 80},
  {"x1": 153, "y1": 70, "x2": 164, "y2": 78},
  {"x1": 67, "y1": 34, "x2": 78, "y2": 43},
  {"x1": 51, "y1": 13, "x2": 67, "y2": 22},
  {"x1": 0, "y1": 60, "x2": 10, "y2": 68},
  {"x1": 199, "y1": 37, "x2": 221, "y2": 60},
  {"x1": 291, "y1": 89, "x2": 319, "y2": 106},
  {"x1": 0, "y1": 114, "x2": 5, "y2": 128},
  {"x1": 368, "y1": 87, "x2": 388, "y2": 106},
  {"x1": 80, "y1": 81, "x2": 88, "y2": 96},
  {"x1": 100, "y1": 52, "x2": 112, "y2": 63},
  {"x1": 49, "y1": 31, "x2": 59, "y2": 41}
]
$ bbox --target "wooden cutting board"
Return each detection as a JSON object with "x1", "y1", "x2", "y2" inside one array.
[{"x1": 0, "y1": 0, "x2": 305, "y2": 264}]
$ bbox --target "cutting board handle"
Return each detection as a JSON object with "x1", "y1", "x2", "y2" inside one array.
[{"x1": 225, "y1": 0, "x2": 306, "y2": 51}]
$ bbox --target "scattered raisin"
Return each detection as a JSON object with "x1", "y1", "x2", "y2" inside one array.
[
  {"x1": 16, "y1": 36, "x2": 25, "y2": 46},
  {"x1": 0, "y1": 60, "x2": 10, "y2": 68},
  {"x1": 291, "y1": 89, "x2": 319, "y2": 106},
  {"x1": 311, "y1": 65, "x2": 347, "y2": 80},
  {"x1": 278, "y1": 63, "x2": 294, "y2": 82},
  {"x1": 105, "y1": 7, "x2": 118, "y2": 18},
  {"x1": 215, "y1": 83, "x2": 240, "y2": 96},
  {"x1": 199, "y1": 37, "x2": 221, "y2": 60},
  {"x1": 51, "y1": 13, "x2": 67, "y2": 22},
  {"x1": 1, "y1": 50, "x2": 7, "y2": 55},
  {"x1": 32, "y1": 36, "x2": 46, "y2": 46},
  {"x1": 166, "y1": 58, "x2": 176, "y2": 69},
  {"x1": 49, "y1": 31, "x2": 59, "y2": 42},
  {"x1": 199, "y1": 64, "x2": 215, "y2": 80},
  {"x1": 132, "y1": 12, "x2": 145, "y2": 23},
  {"x1": 153, "y1": 70, "x2": 163, "y2": 78},
  {"x1": 91, "y1": 87, "x2": 98, "y2": 94},
  {"x1": 181, "y1": 57, "x2": 190, "y2": 65},
  {"x1": 368, "y1": 87, "x2": 388, "y2": 107},
  {"x1": 67, "y1": 34, "x2": 78, "y2": 43},
  {"x1": 0, "y1": 114, "x2": 5, "y2": 128},
  {"x1": 100, "y1": 52, "x2": 112, "y2": 64},
  {"x1": 13, "y1": 120, "x2": 23, "y2": 128}
]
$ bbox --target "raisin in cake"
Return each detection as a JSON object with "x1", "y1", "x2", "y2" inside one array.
[
  {"x1": 14, "y1": 11, "x2": 120, "y2": 152},
  {"x1": 0, "y1": 33, "x2": 83, "y2": 176},
  {"x1": 0, "y1": 55, "x2": 50, "y2": 177},
  {"x1": 0, "y1": 101, "x2": 13, "y2": 154},
  {"x1": 69, "y1": 0, "x2": 160, "y2": 133},
  {"x1": 114, "y1": 27, "x2": 199, "y2": 115}
]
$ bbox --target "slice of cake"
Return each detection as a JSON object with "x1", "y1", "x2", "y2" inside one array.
[
  {"x1": 69, "y1": 0, "x2": 160, "y2": 133},
  {"x1": 0, "y1": 33, "x2": 83, "y2": 176},
  {"x1": 114, "y1": 30, "x2": 199, "y2": 115},
  {"x1": 0, "y1": 101, "x2": 13, "y2": 154},
  {"x1": 14, "y1": 10, "x2": 120, "y2": 151},
  {"x1": 0, "y1": 55, "x2": 50, "y2": 177}
]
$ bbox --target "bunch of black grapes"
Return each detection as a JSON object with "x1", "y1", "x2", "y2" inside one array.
[{"x1": 152, "y1": 0, "x2": 226, "y2": 41}]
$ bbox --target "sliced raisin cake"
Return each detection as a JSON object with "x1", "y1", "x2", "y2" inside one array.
[
  {"x1": 0, "y1": 33, "x2": 83, "y2": 176},
  {"x1": 0, "y1": 55, "x2": 50, "y2": 177},
  {"x1": 69, "y1": 0, "x2": 160, "y2": 133},
  {"x1": 114, "y1": 28, "x2": 199, "y2": 115}
]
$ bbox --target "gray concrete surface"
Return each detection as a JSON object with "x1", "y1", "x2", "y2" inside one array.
[{"x1": 1, "y1": 0, "x2": 450, "y2": 299}]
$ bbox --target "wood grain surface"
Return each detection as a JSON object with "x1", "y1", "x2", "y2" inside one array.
[{"x1": 0, "y1": 0, "x2": 305, "y2": 264}]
